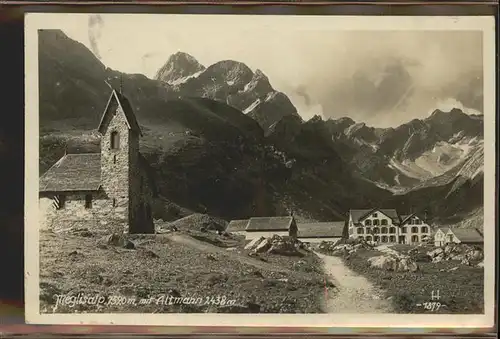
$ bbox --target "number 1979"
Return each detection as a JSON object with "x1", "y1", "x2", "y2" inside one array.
[{"x1": 422, "y1": 301, "x2": 441, "y2": 311}]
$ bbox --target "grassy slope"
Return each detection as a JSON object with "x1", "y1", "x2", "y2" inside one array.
[
  {"x1": 338, "y1": 247, "x2": 483, "y2": 314},
  {"x1": 39, "y1": 230, "x2": 326, "y2": 314}
]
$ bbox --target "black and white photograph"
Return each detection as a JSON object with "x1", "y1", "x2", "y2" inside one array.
[{"x1": 25, "y1": 13, "x2": 495, "y2": 327}]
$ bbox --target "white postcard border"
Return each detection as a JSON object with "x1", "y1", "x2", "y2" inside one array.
[{"x1": 25, "y1": 13, "x2": 496, "y2": 328}]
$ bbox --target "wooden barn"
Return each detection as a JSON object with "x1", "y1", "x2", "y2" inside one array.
[{"x1": 297, "y1": 221, "x2": 347, "y2": 244}]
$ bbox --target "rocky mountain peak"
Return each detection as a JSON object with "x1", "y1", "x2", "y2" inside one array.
[
  {"x1": 155, "y1": 52, "x2": 205, "y2": 84},
  {"x1": 204, "y1": 60, "x2": 254, "y2": 84}
]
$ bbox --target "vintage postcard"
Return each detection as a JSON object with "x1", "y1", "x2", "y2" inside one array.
[{"x1": 25, "y1": 13, "x2": 495, "y2": 327}]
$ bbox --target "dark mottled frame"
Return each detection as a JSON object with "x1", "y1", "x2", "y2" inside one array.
[{"x1": 0, "y1": 0, "x2": 497, "y2": 336}]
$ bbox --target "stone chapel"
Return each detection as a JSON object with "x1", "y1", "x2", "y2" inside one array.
[{"x1": 39, "y1": 89, "x2": 156, "y2": 234}]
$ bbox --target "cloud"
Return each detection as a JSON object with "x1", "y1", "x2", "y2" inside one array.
[
  {"x1": 87, "y1": 14, "x2": 104, "y2": 60},
  {"x1": 276, "y1": 31, "x2": 483, "y2": 127},
  {"x1": 60, "y1": 16, "x2": 483, "y2": 127}
]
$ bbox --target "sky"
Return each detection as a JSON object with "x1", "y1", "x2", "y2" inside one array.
[{"x1": 47, "y1": 14, "x2": 484, "y2": 127}]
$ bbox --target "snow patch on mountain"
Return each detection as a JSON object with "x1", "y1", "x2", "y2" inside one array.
[
  {"x1": 243, "y1": 99, "x2": 261, "y2": 114},
  {"x1": 167, "y1": 70, "x2": 204, "y2": 86}
]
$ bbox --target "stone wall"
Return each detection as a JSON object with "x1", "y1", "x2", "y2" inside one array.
[
  {"x1": 39, "y1": 191, "x2": 127, "y2": 233},
  {"x1": 245, "y1": 230, "x2": 290, "y2": 240},
  {"x1": 128, "y1": 142, "x2": 155, "y2": 234},
  {"x1": 100, "y1": 104, "x2": 132, "y2": 234}
]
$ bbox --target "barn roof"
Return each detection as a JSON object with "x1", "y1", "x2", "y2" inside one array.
[
  {"x1": 450, "y1": 228, "x2": 484, "y2": 243},
  {"x1": 246, "y1": 216, "x2": 294, "y2": 231},
  {"x1": 97, "y1": 90, "x2": 143, "y2": 136},
  {"x1": 297, "y1": 222, "x2": 346, "y2": 238},
  {"x1": 349, "y1": 208, "x2": 400, "y2": 225},
  {"x1": 226, "y1": 219, "x2": 249, "y2": 232},
  {"x1": 39, "y1": 153, "x2": 101, "y2": 192}
]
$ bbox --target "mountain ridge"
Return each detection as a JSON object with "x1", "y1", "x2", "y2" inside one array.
[{"x1": 37, "y1": 29, "x2": 483, "y2": 228}]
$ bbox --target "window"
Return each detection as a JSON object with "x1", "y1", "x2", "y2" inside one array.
[
  {"x1": 408, "y1": 219, "x2": 413, "y2": 225},
  {"x1": 366, "y1": 227, "x2": 371, "y2": 234},
  {"x1": 364, "y1": 220, "x2": 372, "y2": 226},
  {"x1": 357, "y1": 228, "x2": 364, "y2": 234},
  {"x1": 411, "y1": 235, "x2": 419, "y2": 243},
  {"x1": 381, "y1": 227, "x2": 388, "y2": 234},
  {"x1": 381, "y1": 219, "x2": 388, "y2": 226},
  {"x1": 402, "y1": 227, "x2": 407, "y2": 234},
  {"x1": 374, "y1": 236, "x2": 380, "y2": 242},
  {"x1": 389, "y1": 227, "x2": 396, "y2": 234},
  {"x1": 415, "y1": 219, "x2": 422, "y2": 225},
  {"x1": 55, "y1": 195, "x2": 65, "y2": 210},
  {"x1": 381, "y1": 236, "x2": 388, "y2": 243},
  {"x1": 389, "y1": 236, "x2": 396, "y2": 242},
  {"x1": 110, "y1": 131, "x2": 120, "y2": 150},
  {"x1": 365, "y1": 236, "x2": 372, "y2": 241},
  {"x1": 372, "y1": 227, "x2": 380, "y2": 234},
  {"x1": 447, "y1": 234, "x2": 453, "y2": 242},
  {"x1": 372, "y1": 213, "x2": 378, "y2": 217},
  {"x1": 85, "y1": 194, "x2": 92, "y2": 209},
  {"x1": 421, "y1": 226, "x2": 428, "y2": 233},
  {"x1": 373, "y1": 219, "x2": 380, "y2": 226},
  {"x1": 411, "y1": 226, "x2": 419, "y2": 233}
]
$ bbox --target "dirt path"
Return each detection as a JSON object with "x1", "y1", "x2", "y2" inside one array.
[
  {"x1": 167, "y1": 233, "x2": 291, "y2": 273},
  {"x1": 315, "y1": 251, "x2": 393, "y2": 313}
]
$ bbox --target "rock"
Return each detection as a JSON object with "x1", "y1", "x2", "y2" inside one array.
[
  {"x1": 267, "y1": 235, "x2": 300, "y2": 256},
  {"x1": 368, "y1": 255, "x2": 418, "y2": 272},
  {"x1": 398, "y1": 258, "x2": 419, "y2": 272},
  {"x1": 123, "y1": 241, "x2": 135, "y2": 249},
  {"x1": 450, "y1": 254, "x2": 465, "y2": 261},
  {"x1": 368, "y1": 255, "x2": 398, "y2": 271},
  {"x1": 477, "y1": 261, "x2": 484, "y2": 268},
  {"x1": 461, "y1": 258, "x2": 470, "y2": 266},
  {"x1": 245, "y1": 237, "x2": 265, "y2": 250},
  {"x1": 467, "y1": 249, "x2": 483, "y2": 261},
  {"x1": 427, "y1": 248, "x2": 444, "y2": 258},
  {"x1": 207, "y1": 254, "x2": 217, "y2": 261},
  {"x1": 432, "y1": 254, "x2": 444, "y2": 263},
  {"x1": 141, "y1": 249, "x2": 159, "y2": 258},
  {"x1": 253, "y1": 238, "x2": 271, "y2": 253},
  {"x1": 105, "y1": 233, "x2": 135, "y2": 249}
]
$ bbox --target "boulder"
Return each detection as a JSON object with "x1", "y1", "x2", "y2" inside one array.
[
  {"x1": 368, "y1": 255, "x2": 398, "y2": 271},
  {"x1": 466, "y1": 249, "x2": 483, "y2": 261},
  {"x1": 253, "y1": 238, "x2": 271, "y2": 253},
  {"x1": 427, "y1": 248, "x2": 444, "y2": 258},
  {"x1": 104, "y1": 233, "x2": 135, "y2": 249},
  {"x1": 245, "y1": 237, "x2": 265, "y2": 250},
  {"x1": 267, "y1": 235, "x2": 300, "y2": 256},
  {"x1": 432, "y1": 253, "x2": 444, "y2": 263},
  {"x1": 368, "y1": 255, "x2": 419, "y2": 272}
]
